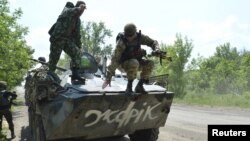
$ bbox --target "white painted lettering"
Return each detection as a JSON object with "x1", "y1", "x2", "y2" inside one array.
[
  {"x1": 143, "y1": 103, "x2": 161, "y2": 121},
  {"x1": 84, "y1": 102, "x2": 161, "y2": 128},
  {"x1": 84, "y1": 110, "x2": 103, "y2": 127}
]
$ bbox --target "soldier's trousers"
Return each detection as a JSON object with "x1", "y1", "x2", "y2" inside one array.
[
  {"x1": 49, "y1": 38, "x2": 82, "y2": 72},
  {"x1": 0, "y1": 115, "x2": 1, "y2": 130},
  {"x1": 0, "y1": 109, "x2": 14, "y2": 132},
  {"x1": 122, "y1": 59, "x2": 154, "y2": 80}
]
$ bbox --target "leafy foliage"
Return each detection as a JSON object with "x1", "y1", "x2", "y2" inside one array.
[
  {"x1": 186, "y1": 42, "x2": 250, "y2": 95},
  {"x1": 0, "y1": 0, "x2": 34, "y2": 89},
  {"x1": 154, "y1": 33, "x2": 193, "y2": 98},
  {"x1": 80, "y1": 21, "x2": 113, "y2": 58},
  {"x1": 59, "y1": 21, "x2": 113, "y2": 68}
]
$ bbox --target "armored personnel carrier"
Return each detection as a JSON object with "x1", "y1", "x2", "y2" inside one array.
[{"x1": 25, "y1": 52, "x2": 174, "y2": 141}]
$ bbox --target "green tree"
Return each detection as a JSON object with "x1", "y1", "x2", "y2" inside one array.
[
  {"x1": 186, "y1": 55, "x2": 210, "y2": 92},
  {"x1": 186, "y1": 43, "x2": 250, "y2": 95},
  {"x1": 56, "y1": 54, "x2": 70, "y2": 74},
  {"x1": 80, "y1": 21, "x2": 113, "y2": 57},
  {"x1": 240, "y1": 50, "x2": 250, "y2": 91},
  {"x1": 155, "y1": 34, "x2": 193, "y2": 98},
  {"x1": 210, "y1": 43, "x2": 242, "y2": 94},
  {"x1": 193, "y1": 43, "x2": 244, "y2": 95},
  {"x1": 0, "y1": 0, "x2": 34, "y2": 89},
  {"x1": 59, "y1": 21, "x2": 113, "y2": 69},
  {"x1": 241, "y1": 51, "x2": 250, "y2": 91}
]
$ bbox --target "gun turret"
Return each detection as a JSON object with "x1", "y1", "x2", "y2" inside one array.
[{"x1": 30, "y1": 58, "x2": 67, "y2": 72}]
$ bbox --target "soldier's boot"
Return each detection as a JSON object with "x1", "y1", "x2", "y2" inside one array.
[
  {"x1": 71, "y1": 67, "x2": 85, "y2": 82},
  {"x1": 125, "y1": 80, "x2": 133, "y2": 95},
  {"x1": 135, "y1": 79, "x2": 148, "y2": 94},
  {"x1": 10, "y1": 129, "x2": 16, "y2": 139}
]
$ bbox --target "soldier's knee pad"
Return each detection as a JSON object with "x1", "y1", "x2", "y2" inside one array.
[
  {"x1": 127, "y1": 59, "x2": 139, "y2": 68},
  {"x1": 123, "y1": 59, "x2": 139, "y2": 71}
]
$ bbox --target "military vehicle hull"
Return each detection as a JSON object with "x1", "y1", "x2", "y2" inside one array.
[
  {"x1": 26, "y1": 53, "x2": 174, "y2": 141},
  {"x1": 39, "y1": 90, "x2": 173, "y2": 140}
]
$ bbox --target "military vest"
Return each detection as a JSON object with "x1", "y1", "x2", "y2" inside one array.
[{"x1": 116, "y1": 31, "x2": 142, "y2": 62}]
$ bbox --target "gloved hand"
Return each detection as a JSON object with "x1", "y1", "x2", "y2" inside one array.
[
  {"x1": 102, "y1": 71, "x2": 112, "y2": 89},
  {"x1": 102, "y1": 80, "x2": 111, "y2": 89},
  {"x1": 153, "y1": 40, "x2": 160, "y2": 50},
  {"x1": 155, "y1": 48, "x2": 161, "y2": 53}
]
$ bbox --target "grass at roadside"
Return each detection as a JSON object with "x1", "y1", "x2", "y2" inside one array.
[
  {"x1": 0, "y1": 116, "x2": 11, "y2": 140},
  {"x1": 173, "y1": 91, "x2": 250, "y2": 108},
  {"x1": 0, "y1": 131, "x2": 6, "y2": 140}
]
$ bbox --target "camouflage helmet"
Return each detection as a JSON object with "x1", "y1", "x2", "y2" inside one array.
[
  {"x1": 124, "y1": 23, "x2": 137, "y2": 36},
  {"x1": 0, "y1": 81, "x2": 7, "y2": 90},
  {"x1": 38, "y1": 57, "x2": 46, "y2": 62}
]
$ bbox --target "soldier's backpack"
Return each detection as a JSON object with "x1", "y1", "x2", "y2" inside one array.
[
  {"x1": 0, "y1": 91, "x2": 10, "y2": 107},
  {"x1": 48, "y1": 2, "x2": 75, "y2": 36}
]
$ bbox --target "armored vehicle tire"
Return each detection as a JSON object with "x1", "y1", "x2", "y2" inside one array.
[
  {"x1": 129, "y1": 128, "x2": 159, "y2": 141},
  {"x1": 33, "y1": 115, "x2": 47, "y2": 141}
]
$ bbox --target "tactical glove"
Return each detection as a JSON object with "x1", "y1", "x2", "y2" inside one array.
[
  {"x1": 152, "y1": 40, "x2": 160, "y2": 50},
  {"x1": 105, "y1": 71, "x2": 113, "y2": 81},
  {"x1": 102, "y1": 71, "x2": 112, "y2": 89},
  {"x1": 102, "y1": 80, "x2": 111, "y2": 89}
]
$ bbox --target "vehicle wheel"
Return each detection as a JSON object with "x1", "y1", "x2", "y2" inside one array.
[
  {"x1": 33, "y1": 115, "x2": 47, "y2": 141},
  {"x1": 129, "y1": 128, "x2": 159, "y2": 141}
]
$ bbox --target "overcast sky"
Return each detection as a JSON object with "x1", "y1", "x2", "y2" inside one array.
[{"x1": 9, "y1": 0, "x2": 250, "y2": 60}]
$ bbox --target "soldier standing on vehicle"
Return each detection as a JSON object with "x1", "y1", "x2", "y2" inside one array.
[
  {"x1": 102, "y1": 23, "x2": 162, "y2": 95},
  {"x1": 0, "y1": 81, "x2": 17, "y2": 139},
  {"x1": 48, "y1": 1, "x2": 86, "y2": 82}
]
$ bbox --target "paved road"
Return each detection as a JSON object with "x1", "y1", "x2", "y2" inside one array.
[{"x1": 160, "y1": 104, "x2": 250, "y2": 141}]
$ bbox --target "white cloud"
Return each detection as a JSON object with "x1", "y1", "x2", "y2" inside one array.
[
  {"x1": 8, "y1": 0, "x2": 17, "y2": 5},
  {"x1": 177, "y1": 16, "x2": 250, "y2": 57},
  {"x1": 238, "y1": 23, "x2": 249, "y2": 30},
  {"x1": 26, "y1": 26, "x2": 51, "y2": 59},
  {"x1": 84, "y1": 11, "x2": 113, "y2": 25}
]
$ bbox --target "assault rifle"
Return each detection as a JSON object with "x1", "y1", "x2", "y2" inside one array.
[
  {"x1": 30, "y1": 58, "x2": 67, "y2": 72},
  {"x1": 141, "y1": 50, "x2": 172, "y2": 65},
  {"x1": 3, "y1": 91, "x2": 18, "y2": 108},
  {"x1": 10, "y1": 93, "x2": 17, "y2": 107}
]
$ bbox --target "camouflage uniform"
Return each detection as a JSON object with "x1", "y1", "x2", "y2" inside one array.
[
  {"x1": 0, "y1": 81, "x2": 17, "y2": 139},
  {"x1": 48, "y1": 2, "x2": 83, "y2": 72},
  {"x1": 106, "y1": 23, "x2": 159, "y2": 94},
  {"x1": 108, "y1": 34, "x2": 157, "y2": 80}
]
